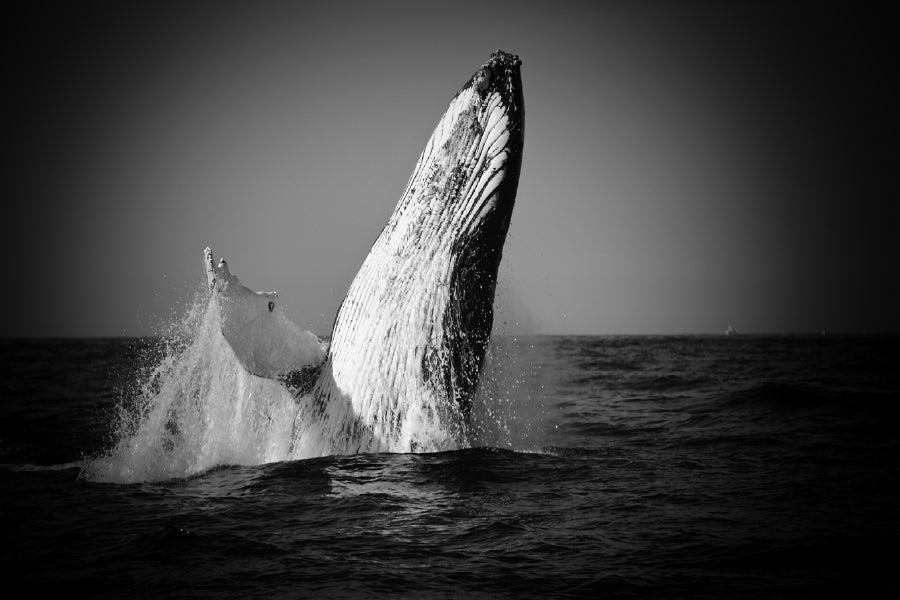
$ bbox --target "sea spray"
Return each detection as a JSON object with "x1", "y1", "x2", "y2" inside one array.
[
  {"x1": 84, "y1": 289, "x2": 299, "y2": 483},
  {"x1": 83, "y1": 290, "x2": 543, "y2": 483},
  {"x1": 470, "y1": 336, "x2": 547, "y2": 451}
]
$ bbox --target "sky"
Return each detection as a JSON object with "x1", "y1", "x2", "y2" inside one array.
[{"x1": 3, "y1": 1, "x2": 897, "y2": 337}]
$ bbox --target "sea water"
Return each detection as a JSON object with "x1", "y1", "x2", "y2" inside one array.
[
  {"x1": 78, "y1": 289, "x2": 537, "y2": 482},
  {"x1": 1, "y1": 325, "x2": 898, "y2": 597}
]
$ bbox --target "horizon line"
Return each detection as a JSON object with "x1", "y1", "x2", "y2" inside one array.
[{"x1": 2, "y1": 330, "x2": 896, "y2": 341}]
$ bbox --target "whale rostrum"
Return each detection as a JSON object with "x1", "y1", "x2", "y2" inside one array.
[{"x1": 207, "y1": 50, "x2": 524, "y2": 455}]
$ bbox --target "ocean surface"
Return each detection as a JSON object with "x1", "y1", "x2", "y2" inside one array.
[{"x1": 1, "y1": 333, "x2": 898, "y2": 598}]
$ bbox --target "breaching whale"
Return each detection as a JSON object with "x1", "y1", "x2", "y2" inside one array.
[{"x1": 207, "y1": 50, "x2": 524, "y2": 455}]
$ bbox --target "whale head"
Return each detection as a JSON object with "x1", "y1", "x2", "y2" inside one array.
[
  {"x1": 416, "y1": 50, "x2": 524, "y2": 413},
  {"x1": 313, "y1": 50, "x2": 524, "y2": 451}
]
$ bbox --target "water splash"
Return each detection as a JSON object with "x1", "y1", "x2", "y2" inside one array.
[
  {"x1": 84, "y1": 290, "x2": 300, "y2": 483},
  {"x1": 83, "y1": 290, "x2": 541, "y2": 484},
  {"x1": 471, "y1": 336, "x2": 547, "y2": 451}
]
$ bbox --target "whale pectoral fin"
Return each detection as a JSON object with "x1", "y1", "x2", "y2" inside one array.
[
  {"x1": 204, "y1": 247, "x2": 216, "y2": 290},
  {"x1": 201, "y1": 247, "x2": 327, "y2": 382}
]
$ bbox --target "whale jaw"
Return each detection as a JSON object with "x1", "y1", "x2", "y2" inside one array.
[{"x1": 309, "y1": 51, "x2": 524, "y2": 453}]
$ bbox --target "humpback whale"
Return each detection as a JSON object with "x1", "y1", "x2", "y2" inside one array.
[{"x1": 208, "y1": 50, "x2": 524, "y2": 455}]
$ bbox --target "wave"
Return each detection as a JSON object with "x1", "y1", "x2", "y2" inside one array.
[
  {"x1": 720, "y1": 382, "x2": 830, "y2": 408},
  {"x1": 719, "y1": 381, "x2": 900, "y2": 412},
  {"x1": 0, "y1": 461, "x2": 82, "y2": 472}
]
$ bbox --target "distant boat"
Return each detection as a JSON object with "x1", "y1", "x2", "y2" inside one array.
[{"x1": 724, "y1": 324, "x2": 736, "y2": 336}]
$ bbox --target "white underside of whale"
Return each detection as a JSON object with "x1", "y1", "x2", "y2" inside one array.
[{"x1": 203, "y1": 247, "x2": 327, "y2": 378}]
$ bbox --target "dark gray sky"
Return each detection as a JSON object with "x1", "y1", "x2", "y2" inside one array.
[{"x1": 3, "y1": 1, "x2": 897, "y2": 337}]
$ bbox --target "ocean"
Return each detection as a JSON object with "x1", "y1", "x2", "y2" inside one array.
[{"x1": 1, "y1": 333, "x2": 898, "y2": 598}]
